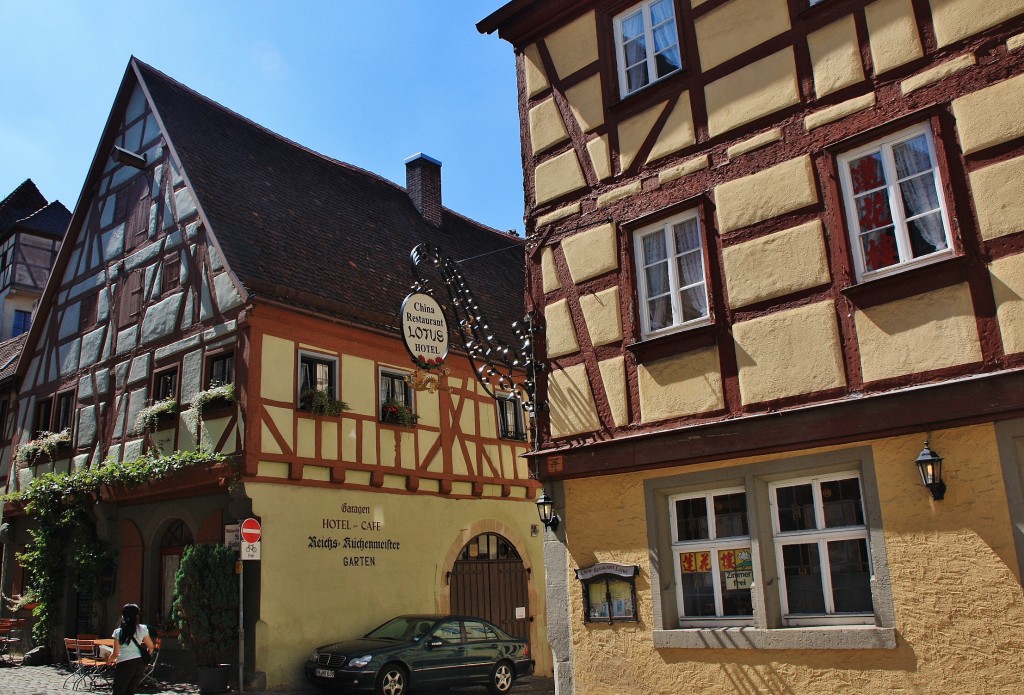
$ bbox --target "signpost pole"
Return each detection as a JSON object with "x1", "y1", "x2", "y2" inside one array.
[{"x1": 238, "y1": 553, "x2": 244, "y2": 695}]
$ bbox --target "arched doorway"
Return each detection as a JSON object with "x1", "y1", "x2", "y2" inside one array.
[
  {"x1": 158, "y1": 520, "x2": 193, "y2": 625},
  {"x1": 449, "y1": 533, "x2": 530, "y2": 645}
]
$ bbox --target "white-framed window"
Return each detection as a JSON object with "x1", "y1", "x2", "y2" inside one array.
[
  {"x1": 669, "y1": 487, "x2": 754, "y2": 626},
  {"x1": 496, "y1": 393, "x2": 527, "y2": 441},
  {"x1": 633, "y1": 210, "x2": 709, "y2": 339},
  {"x1": 837, "y1": 124, "x2": 953, "y2": 282},
  {"x1": 380, "y1": 368, "x2": 416, "y2": 425},
  {"x1": 298, "y1": 352, "x2": 338, "y2": 410},
  {"x1": 613, "y1": 0, "x2": 682, "y2": 98},
  {"x1": 645, "y1": 450, "x2": 892, "y2": 648},
  {"x1": 770, "y1": 473, "x2": 873, "y2": 625}
]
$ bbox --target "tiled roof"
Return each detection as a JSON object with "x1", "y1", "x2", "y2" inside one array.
[
  {"x1": 0, "y1": 180, "x2": 48, "y2": 232},
  {"x1": 12, "y1": 201, "x2": 71, "y2": 239},
  {"x1": 0, "y1": 334, "x2": 27, "y2": 383},
  {"x1": 134, "y1": 60, "x2": 526, "y2": 339}
]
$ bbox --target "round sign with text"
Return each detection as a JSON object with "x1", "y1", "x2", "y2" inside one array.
[{"x1": 401, "y1": 293, "x2": 449, "y2": 369}]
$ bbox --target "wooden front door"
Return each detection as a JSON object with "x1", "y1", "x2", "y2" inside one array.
[{"x1": 449, "y1": 534, "x2": 530, "y2": 644}]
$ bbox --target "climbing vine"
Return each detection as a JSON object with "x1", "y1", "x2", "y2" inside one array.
[{"x1": 2, "y1": 449, "x2": 229, "y2": 650}]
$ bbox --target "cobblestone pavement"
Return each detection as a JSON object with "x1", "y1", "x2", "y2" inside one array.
[{"x1": 0, "y1": 664, "x2": 555, "y2": 694}]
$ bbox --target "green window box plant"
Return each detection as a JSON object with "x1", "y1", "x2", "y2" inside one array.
[
  {"x1": 299, "y1": 387, "x2": 349, "y2": 417},
  {"x1": 191, "y1": 382, "x2": 236, "y2": 422},
  {"x1": 381, "y1": 399, "x2": 418, "y2": 427},
  {"x1": 134, "y1": 398, "x2": 178, "y2": 434},
  {"x1": 16, "y1": 429, "x2": 72, "y2": 467}
]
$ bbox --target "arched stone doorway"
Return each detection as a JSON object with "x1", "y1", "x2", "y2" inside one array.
[{"x1": 449, "y1": 533, "x2": 530, "y2": 646}]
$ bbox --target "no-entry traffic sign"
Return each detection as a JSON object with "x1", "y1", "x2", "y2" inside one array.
[{"x1": 240, "y1": 518, "x2": 262, "y2": 544}]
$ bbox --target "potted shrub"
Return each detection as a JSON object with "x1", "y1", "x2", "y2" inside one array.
[
  {"x1": 172, "y1": 544, "x2": 238, "y2": 694},
  {"x1": 299, "y1": 387, "x2": 349, "y2": 417},
  {"x1": 134, "y1": 397, "x2": 178, "y2": 433},
  {"x1": 381, "y1": 399, "x2": 418, "y2": 427}
]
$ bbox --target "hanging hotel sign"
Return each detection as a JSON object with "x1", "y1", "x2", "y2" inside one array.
[{"x1": 401, "y1": 292, "x2": 449, "y2": 369}]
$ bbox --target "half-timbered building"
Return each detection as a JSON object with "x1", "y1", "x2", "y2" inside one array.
[
  {"x1": 1, "y1": 58, "x2": 549, "y2": 688},
  {"x1": 480, "y1": 1, "x2": 1024, "y2": 692}
]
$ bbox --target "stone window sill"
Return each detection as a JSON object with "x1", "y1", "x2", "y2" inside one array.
[{"x1": 653, "y1": 625, "x2": 896, "y2": 650}]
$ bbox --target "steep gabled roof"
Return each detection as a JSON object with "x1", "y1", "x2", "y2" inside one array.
[
  {"x1": 0, "y1": 180, "x2": 49, "y2": 232},
  {"x1": 134, "y1": 59, "x2": 525, "y2": 335},
  {"x1": 0, "y1": 334, "x2": 27, "y2": 385},
  {"x1": 10, "y1": 201, "x2": 71, "y2": 239}
]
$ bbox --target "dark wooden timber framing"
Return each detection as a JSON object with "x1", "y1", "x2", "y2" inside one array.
[
  {"x1": 483, "y1": 0, "x2": 1024, "y2": 478},
  {"x1": 531, "y1": 368, "x2": 1024, "y2": 480}
]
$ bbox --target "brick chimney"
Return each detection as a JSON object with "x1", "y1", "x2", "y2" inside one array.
[{"x1": 405, "y1": 153, "x2": 442, "y2": 226}]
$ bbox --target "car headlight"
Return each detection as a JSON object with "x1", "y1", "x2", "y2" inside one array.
[
  {"x1": 309, "y1": 649, "x2": 320, "y2": 662},
  {"x1": 348, "y1": 654, "x2": 373, "y2": 669}
]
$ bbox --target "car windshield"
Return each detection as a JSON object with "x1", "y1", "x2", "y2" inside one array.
[{"x1": 365, "y1": 617, "x2": 434, "y2": 642}]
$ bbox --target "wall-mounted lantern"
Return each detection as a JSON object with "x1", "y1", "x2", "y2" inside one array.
[
  {"x1": 536, "y1": 490, "x2": 560, "y2": 532},
  {"x1": 915, "y1": 441, "x2": 946, "y2": 501}
]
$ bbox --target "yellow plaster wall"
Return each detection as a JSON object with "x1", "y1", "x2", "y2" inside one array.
[
  {"x1": 321, "y1": 420, "x2": 338, "y2": 460},
  {"x1": 561, "y1": 223, "x2": 618, "y2": 283},
  {"x1": 247, "y1": 483, "x2": 549, "y2": 689},
  {"x1": 528, "y1": 97, "x2": 569, "y2": 155},
  {"x1": 618, "y1": 102, "x2": 667, "y2": 172},
  {"x1": 694, "y1": 0, "x2": 790, "y2": 70},
  {"x1": 952, "y1": 72, "x2": 1024, "y2": 155},
  {"x1": 734, "y1": 301, "x2": 846, "y2": 403},
  {"x1": 540, "y1": 247, "x2": 561, "y2": 294},
  {"x1": 558, "y1": 423, "x2": 1024, "y2": 694},
  {"x1": 645, "y1": 94, "x2": 695, "y2": 165},
  {"x1": 723, "y1": 220, "x2": 831, "y2": 308},
  {"x1": 341, "y1": 354, "x2": 376, "y2": 417},
  {"x1": 598, "y1": 356, "x2": 629, "y2": 428},
  {"x1": 808, "y1": 14, "x2": 865, "y2": 97},
  {"x1": 587, "y1": 136, "x2": 612, "y2": 181},
  {"x1": 637, "y1": 347, "x2": 724, "y2": 423},
  {"x1": 989, "y1": 252, "x2": 1024, "y2": 354},
  {"x1": 705, "y1": 48, "x2": 800, "y2": 137},
  {"x1": 545, "y1": 10, "x2": 597, "y2": 79},
  {"x1": 264, "y1": 405, "x2": 294, "y2": 452},
  {"x1": 544, "y1": 299, "x2": 581, "y2": 358},
  {"x1": 548, "y1": 363, "x2": 601, "y2": 438},
  {"x1": 522, "y1": 43, "x2": 549, "y2": 98},
  {"x1": 865, "y1": 0, "x2": 924, "y2": 75},
  {"x1": 296, "y1": 418, "x2": 315, "y2": 458},
  {"x1": 579, "y1": 287, "x2": 623, "y2": 347},
  {"x1": 855, "y1": 283, "x2": 982, "y2": 382},
  {"x1": 565, "y1": 74, "x2": 604, "y2": 132},
  {"x1": 715, "y1": 155, "x2": 818, "y2": 233},
  {"x1": 261, "y1": 335, "x2": 295, "y2": 402},
  {"x1": 969, "y1": 154, "x2": 1024, "y2": 240},
  {"x1": 929, "y1": 0, "x2": 1024, "y2": 48},
  {"x1": 534, "y1": 149, "x2": 587, "y2": 205}
]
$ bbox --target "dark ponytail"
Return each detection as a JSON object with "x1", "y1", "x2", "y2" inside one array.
[{"x1": 117, "y1": 603, "x2": 141, "y2": 645}]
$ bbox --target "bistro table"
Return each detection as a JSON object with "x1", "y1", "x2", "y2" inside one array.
[{"x1": 95, "y1": 638, "x2": 115, "y2": 661}]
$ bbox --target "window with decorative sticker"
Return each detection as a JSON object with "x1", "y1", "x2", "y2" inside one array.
[{"x1": 838, "y1": 124, "x2": 952, "y2": 281}]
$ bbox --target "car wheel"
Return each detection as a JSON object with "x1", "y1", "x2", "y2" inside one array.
[
  {"x1": 487, "y1": 660, "x2": 515, "y2": 694},
  {"x1": 376, "y1": 663, "x2": 408, "y2": 695}
]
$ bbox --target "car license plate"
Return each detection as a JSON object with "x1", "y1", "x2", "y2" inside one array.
[{"x1": 315, "y1": 668, "x2": 334, "y2": 679}]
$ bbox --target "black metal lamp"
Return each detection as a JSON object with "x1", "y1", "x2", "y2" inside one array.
[
  {"x1": 536, "y1": 490, "x2": 560, "y2": 532},
  {"x1": 915, "y1": 441, "x2": 946, "y2": 501}
]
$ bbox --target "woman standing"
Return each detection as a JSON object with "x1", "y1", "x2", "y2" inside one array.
[{"x1": 106, "y1": 603, "x2": 155, "y2": 695}]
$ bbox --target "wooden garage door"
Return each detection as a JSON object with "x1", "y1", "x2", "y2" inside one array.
[{"x1": 449, "y1": 533, "x2": 530, "y2": 644}]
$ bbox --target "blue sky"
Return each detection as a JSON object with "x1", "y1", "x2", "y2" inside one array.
[{"x1": 0, "y1": 1, "x2": 525, "y2": 234}]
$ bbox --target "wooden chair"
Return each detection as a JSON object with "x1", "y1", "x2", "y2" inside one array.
[{"x1": 63, "y1": 638, "x2": 107, "y2": 690}]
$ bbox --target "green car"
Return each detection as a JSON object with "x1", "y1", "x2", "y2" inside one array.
[{"x1": 305, "y1": 614, "x2": 534, "y2": 695}]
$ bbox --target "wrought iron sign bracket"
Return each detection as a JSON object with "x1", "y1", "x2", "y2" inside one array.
[{"x1": 407, "y1": 243, "x2": 544, "y2": 417}]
